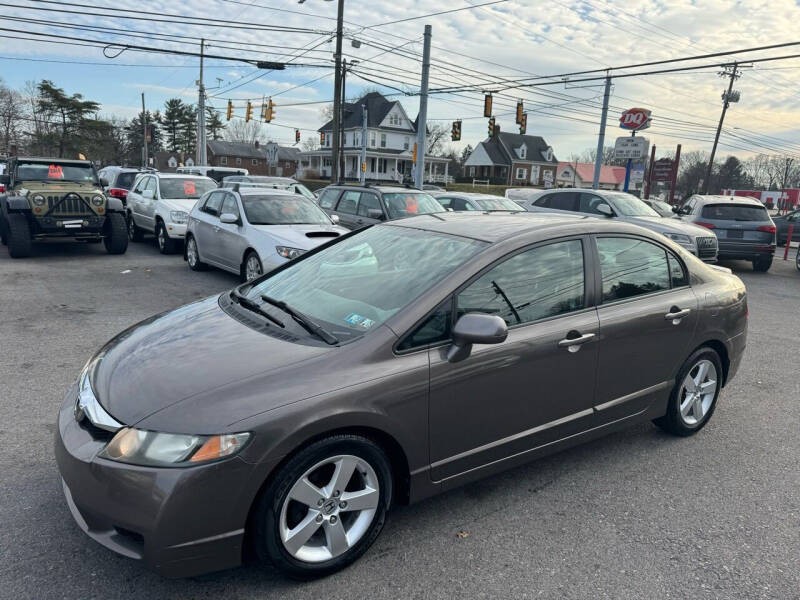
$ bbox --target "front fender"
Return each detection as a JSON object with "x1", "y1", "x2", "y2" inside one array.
[
  {"x1": 5, "y1": 195, "x2": 30, "y2": 211},
  {"x1": 106, "y1": 197, "x2": 124, "y2": 212}
]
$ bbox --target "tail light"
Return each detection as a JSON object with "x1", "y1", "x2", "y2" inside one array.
[
  {"x1": 108, "y1": 188, "x2": 128, "y2": 199},
  {"x1": 757, "y1": 224, "x2": 776, "y2": 234},
  {"x1": 0, "y1": 184, "x2": 5, "y2": 193},
  {"x1": 695, "y1": 222, "x2": 716, "y2": 229}
]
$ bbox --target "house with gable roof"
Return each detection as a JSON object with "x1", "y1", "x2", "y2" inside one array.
[{"x1": 463, "y1": 130, "x2": 559, "y2": 186}]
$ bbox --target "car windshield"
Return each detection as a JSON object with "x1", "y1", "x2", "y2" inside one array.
[
  {"x1": 382, "y1": 192, "x2": 443, "y2": 219},
  {"x1": 293, "y1": 183, "x2": 316, "y2": 201},
  {"x1": 701, "y1": 204, "x2": 769, "y2": 221},
  {"x1": 605, "y1": 192, "x2": 661, "y2": 217},
  {"x1": 242, "y1": 194, "x2": 331, "y2": 225},
  {"x1": 247, "y1": 226, "x2": 486, "y2": 340},
  {"x1": 160, "y1": 177, "x2": 217, "y2": 199},
  {"x1": 473, "y1": 196, "x2": 523, "y2": 211},
  {"x1": 16, "y1": 161, "x2": 98, "y2": 184}
]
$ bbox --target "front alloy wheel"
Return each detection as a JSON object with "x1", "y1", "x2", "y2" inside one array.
[
  {"x1": 244, "y1": 252, "x2": 263, "y2": 282},
  {"x1": 795, "y1": 247, "x2": 800, "y2": 271}
]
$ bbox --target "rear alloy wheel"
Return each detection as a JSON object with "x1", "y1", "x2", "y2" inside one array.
[
  {"x1": 104, "y1": 212, "x2": 128, "y2": 254},
  {"x1": 253, "y1": 435, "x2": 391, "y2": 579},
  {"x1": 6, "y1": 213, "x2": 32, "y2": 258},
  {"x1": 654, "y1": 348, "x2": 722, "y2": 436},
  {"x1": 242, "y1": 251, "x2": 263, "y2": 282},
  {"x1": 185, "y1": 235, "x2": 207, "y2": 271},
  {"x1": 752, "y1": 255, "x2": 772, "y2": 272},
  {"x1": 156, "y1": 220, "x2": 178, "y2": 255},
  {"x1": 127, "y1": 213, "x2": 144, "y2": 242},
  {"x1": 795, "y1": 247, "x2": 800, "y2": 271}
]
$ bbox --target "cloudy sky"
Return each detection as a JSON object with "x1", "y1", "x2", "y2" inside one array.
[{"x1": 2, "y1": 0, "x2": 800, "y2": 160}]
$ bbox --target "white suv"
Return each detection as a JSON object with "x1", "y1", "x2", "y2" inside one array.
[{"x1": 126, "y1": 173, "x2": 218, "y2": 253}]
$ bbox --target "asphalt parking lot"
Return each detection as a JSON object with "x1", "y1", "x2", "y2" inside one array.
[{"x1": 1, "y1": 238, "x2": 798, "y2": 600}]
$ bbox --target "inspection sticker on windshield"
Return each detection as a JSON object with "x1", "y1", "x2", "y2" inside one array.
[{"x1": 344, "y1": 313, "x2": 375, "y2": 329}]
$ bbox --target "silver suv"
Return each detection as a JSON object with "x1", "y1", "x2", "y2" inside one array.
[{"x1": 518, "y1": 188, "x2": 718, "y2": 262}]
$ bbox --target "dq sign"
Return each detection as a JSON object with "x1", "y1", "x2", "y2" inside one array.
[{"x1": 620, "y1": 107, "x2": 652, "y2": 131}]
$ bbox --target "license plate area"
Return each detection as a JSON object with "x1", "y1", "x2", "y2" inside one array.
[{"x1": 726, "y1": 229, "x2": 744, "y2": 239}]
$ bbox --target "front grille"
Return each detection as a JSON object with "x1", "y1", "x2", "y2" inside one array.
[
  {"x1": 46, "y1": 195, "x2": 94, "y2": 216},
  {"x1": 697, "y1": 236, "x2": 718, "y2": 258}
]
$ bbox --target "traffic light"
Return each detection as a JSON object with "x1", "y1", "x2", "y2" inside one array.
[
  {"x1": 483, "y1": 93, "x2": 492, "y2": 117},
  {"x1": 320, "y1": 132, "x2": 325, "y2": 145},
  {"x1": 519, "y1": 113, "x2": 527, "y2": 135},
  {"x1": 488, "y1": 116, "x2": 496, "y2": 137},
  {"x1": 265, "y1": 98, "x2": 275, "y2": 122},
  {"x1": 295, "y1": 129, "x2": 301, "y2": 143},
  {"x1": 226, "y1": 100, "x2": 233, "y2": 121},
  {"x1": 516, "y1": 100, "x2": 524, "y2": 125},
  {"x1": 245, "y1": 101, "x2": 253, "y2": 122},
  {"x1": 451, "y1": 120, "x2": 461, "y2": 141}
]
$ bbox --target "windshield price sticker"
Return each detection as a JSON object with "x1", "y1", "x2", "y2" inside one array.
[
  {"x1": 183, "y1": 181, "x2": 196, "y2": 195},
  {"x1": 48, "y1": 165, "x2": 64, "y2": 179}
]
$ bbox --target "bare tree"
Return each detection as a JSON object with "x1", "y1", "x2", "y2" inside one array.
[
  {"x1": 301, "y1": 136, "x2": 320, "y2": 152},
  {"x1": 426, "y1": 123, "x2": 449, "y2": 156},
  {"x1": 224, "y1": 119, "x2": 264, "y2": 144},
  {"x1": 0, "y1": 79, "x2": 26, "y2": 155}
]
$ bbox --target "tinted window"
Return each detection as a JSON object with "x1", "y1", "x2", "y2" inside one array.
[
  {"x1": 318, "y1": 189, "x2": 340, "y2": 209},
  {"x1": 668, "y1": 252, "x2": 688, "y2": 287},
  {"x1": 220, "y1": 194, "x2": 239, "y2": 218},
  {"x1": 336, "y1": 191, "x2": 360, "y2": 215},
  {"x1": 701, "y1": 204, "x2": 769, "y2": 221},
  {"x1": 357, "y1": 193, "x2": 382, "y2": 217},
  {"x1": 115, "y1": 172, "x2": 138, "y2": 190},
  {"x1": 597, "y1": 237, "x2": 670, "y2": 302},
  {"x1": 578, "y1": 193, "x2": 608, "y2": 215},
  {"x1": 536, "y1": 192, "x2": 577, "y2": 211},
  {"x1": 457, "y1": 240, "x2": 585, "y2": 326},
  {"x1": 397, "y1": 301, "x2": 453, "y2": 351},
  {"x1": 203, "y1": 192, "x2": 224, "y2": 216}
]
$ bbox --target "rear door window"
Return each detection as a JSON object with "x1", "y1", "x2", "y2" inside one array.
[
  {"x1": 701, "y1": 204, "x2": 769, "y2": 221},
  {"x1": 336, "y1": 191, "x2": 360, "y2": 215},
  {"x1": 356, "y1": 193, "x2": 383, "y2": 218},
  {"x1": 318, "y1": 188, "x2": 340, "y2": 209},
  {"x1": 539, "y1": 192, "x2": 577, "y2": 211}
]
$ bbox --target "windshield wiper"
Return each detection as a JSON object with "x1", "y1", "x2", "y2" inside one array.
[
  {"x1": 261, "y1": 295, "x2": 339, "y2": 345},
  {"x1": 230, "y1": 290, "x2": 284, "y2": 328}
]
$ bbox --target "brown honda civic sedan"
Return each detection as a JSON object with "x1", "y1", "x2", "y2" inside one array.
[{"x1": 55, "y1": 212, "x2": 747, "y2": 579}]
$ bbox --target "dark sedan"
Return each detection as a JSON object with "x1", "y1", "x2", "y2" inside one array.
[
  {"x1": 55, "y1": 212, "x2": 747, "y2": 579},
  {"x1": 773, "y1": 209, "x2": 800, "y2": 246}
]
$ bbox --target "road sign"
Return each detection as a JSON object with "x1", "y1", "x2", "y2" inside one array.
[
  {"x1": 614, "y1": 136, "x2": 649, "y2": 160},
  {"x1": 620, "y1": 107, "x2": 652, "y2": 131},
  {"x1": 543, "y1": 169, "x2": 554, "y2": 188},
  {"x1": 264, "y1": 142, "x2": 279, "y2": 166},
  {"x1": 630, "y1": 164, "x2": 645, "y2": 183},
  {"x1": 652, "y1": 158, "x2": 674, "y2": 181}
]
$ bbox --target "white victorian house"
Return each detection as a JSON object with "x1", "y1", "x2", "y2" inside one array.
[{"x1": 297, "y1": 92, "x2": 451, "y2": 183}]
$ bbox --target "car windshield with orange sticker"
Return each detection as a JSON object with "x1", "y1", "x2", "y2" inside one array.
[{"x1": 15, "y1": 161, "x2": 98, "y2": 183}]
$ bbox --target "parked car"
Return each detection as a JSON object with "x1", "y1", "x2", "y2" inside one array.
[
  {"x1": 422, "y1": 184, "x2": 444, "y2": 191},
  {"x1": 97, "y1": 166, "x2": 155, "y2": 205},
  {"x1": 185, "y1": 187, "x2": 346, "y2": 281},
  {"x1": 642, "y1": 197, "x2": 675, "y2": 217},
  {"x1": 518, "y1": 188, "x2": 719, "y2": 262},
  {"x1": 431, "y1": 191, "x2": 524, "y2": 212},
  {"x1": 772, "y1": 208, "x2": 800, "y2": 246},
  {"x1": 0, "y1": 156, "x2": 127, "y2": 257},
  {"x1": 675, "y1": 195, "x2": 776, "y2": 271},
  {"x1": 176, "y1": 165, "x2": 248, "y2": 183},
  {"x1": 126, "y1": 172, "x2": 217, "y2": 254},
  {"x1": 221, "y1": 176, "x2": 316, "y2": 201},
  {"x1": 55, "y1": 211, "x2": 747, "y2": 579},
  {"x1": 796, "y1": 245, "x2": 800, "y2": 271},
  {"x1": 316, "y1": 184, "x2": 445, "y2": 229}
]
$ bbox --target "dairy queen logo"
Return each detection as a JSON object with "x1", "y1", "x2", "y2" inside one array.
[{"x1": 620, "y1": 108, "x2": 652, "y2": 131}]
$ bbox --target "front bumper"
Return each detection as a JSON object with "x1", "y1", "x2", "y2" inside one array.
[
  {"x1": 165, "y1": 222, "x2": 187, "y2": 239},
  {"x1": 33, "y1": 215, "x2": 107, "y2": 238},
  {"x1": 54, "y1": 383, "x2": 257, "y2": 578}
]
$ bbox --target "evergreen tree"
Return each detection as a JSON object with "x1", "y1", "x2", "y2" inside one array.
[{"x1": 206, "y1": 106, "x2": 225, "y2": 141}]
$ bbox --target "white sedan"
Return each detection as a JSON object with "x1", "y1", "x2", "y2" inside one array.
[{"x1": 185, "y1": 187, "x2": 347, "y2": 281}]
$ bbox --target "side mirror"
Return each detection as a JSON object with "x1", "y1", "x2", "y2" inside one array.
[
  {"x1": 447, "y1": 313, "x2": 508, "y2": 363},
  {"x1": 367, "y1": 208, "x2": 386, "y2": 221},
  {"x1": 596, "y1": 203, "x2": 614, "y2": 217},
  {"x1": 671, "y1": 205, "x2": 681, "y2": 214},
  {"x1": 219, "y1": 213, "x2": 239, "y2": 225},
  {"x1": 0, "y1": 174, "x2": 10, "y2": 186},
  {"x1": 99, "y1": 177, "x2": 109, "y2": 187},
  {"x1": 141, "y1": 189, "x2": 155, "y2": 200},
  {"x1": 330, "y1": 214, "x2": 340, "y2": 225}
]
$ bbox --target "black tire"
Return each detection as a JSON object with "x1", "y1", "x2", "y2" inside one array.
[
  {"x1": 654, "y1": 347, "x2": 723, "y2": 437},
  {"x1": 795, "y1": 247, "x2": 800, "y2": 271},
  {"x1": 0, "y1": 215, "x2": 7, "y2": 246},
  {"x1": 252, "y1": 435, "x2": 392, "y2": 580},
  {"x1": 6, "y1": 213, "x2": 32, "y2": 258},
  {"x1": 156, "y1": 220, "x2": 179, "y2": 255},
  {"x1": 103, "y1": 212, "x2": 128, "y2": 255},
  {"x1": 752, "y1": 255, "x2": 772, "y2": 272},
  {"x1": 185, "y1": 234, "x2": 207, "y2": 271},
  {"x1": 127, "y1": 212, "x2": 144, "y2": 242}
]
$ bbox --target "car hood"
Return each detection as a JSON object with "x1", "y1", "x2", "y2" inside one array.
[
  {"x1": 160, "y1": 198, "x2": 198, "y2": 212},
  {"x1": 249, "y1": 223, "x2": 347, "y2": 250},
  {"x1": 624, "y1": 215, "x2": 712, "y2": 238},
  {"x1": 90, "y1": 295, "x2": 339, "y2": 432}
]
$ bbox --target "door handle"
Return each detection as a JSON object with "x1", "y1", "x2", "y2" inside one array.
[
  {"x1": 558, "y1": 332, "x2": 595, "y2": 352},
  {"x1": 664, "y1": 308, "x2": 691, "y2": 323}
]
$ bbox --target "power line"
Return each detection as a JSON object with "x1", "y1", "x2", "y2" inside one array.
[{"x1": 365, "y1": 0, "x2": 511, "y2": 28}]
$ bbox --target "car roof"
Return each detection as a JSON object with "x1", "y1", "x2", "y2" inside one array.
[
  {"x1": 692, "y1": 194, "x2": 764, "y2": 206},
  {"x1": 433, "y1": 191, "x2": 510, "y2": 200},
  {"x1": 325, "y1": 185, "x2": 430, "y2": 194},
  {"x1": 387, "y1": 210, "x2": 652, "y2": 244},
  {"x1": 152, "y1": 173, "x2": 215, "y2": 180},
  {"x1": 14, "y1": 157, "x2": 93, "y2": 165},
  {"x1": 237, "y1": 187, "x2": 299, "y2": 197}
]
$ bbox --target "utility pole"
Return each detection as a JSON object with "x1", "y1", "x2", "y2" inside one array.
[
  {"x1": 360, "y1": 103, "x2": 367, "y2": 185},
  {"x1": 414, "y1": 24, "x2": 432, "y2": 190},
  {"x1": 141, "y1": 92, "x2": 148, "y2": 168},
  {"x1": 703, "y1": 63, "x2": 741, "y2": 194},
  {"x1": 340, "y1": 58, "x2": 347, "y2": 180},
  {"x1": 330, "y1": 0, "x2": 344, "y2": 183},
  {"x1": 196, "y1": 38, "x2": 207, "y2": 166},
  {"x1": 592, "y1": 73, "x2": 612, "y2": 190}
]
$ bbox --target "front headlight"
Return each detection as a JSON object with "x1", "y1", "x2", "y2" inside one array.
[
  {"x1": 92, "y1": 195, "x2": 105, "y2": 206},
  {"x1": 667, "y1": 233, "x2": 692, "y2": 246},
  {"x1": 169, "y1": 210, "x2": 188, "y2": 224},
  {"x1": 99, "y1": 427, "x2": 250, "y2": 467},
  {"x1": 276, "y1": 246, "x2": 305, "y2": 259},
  {"x1": 32, "y1": 194, "x2": 45, "y2": 206}
]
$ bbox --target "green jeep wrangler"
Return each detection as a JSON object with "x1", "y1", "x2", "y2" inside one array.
[{"x1": 0, "y1": 157, "x2": 128, "y2": 258}]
